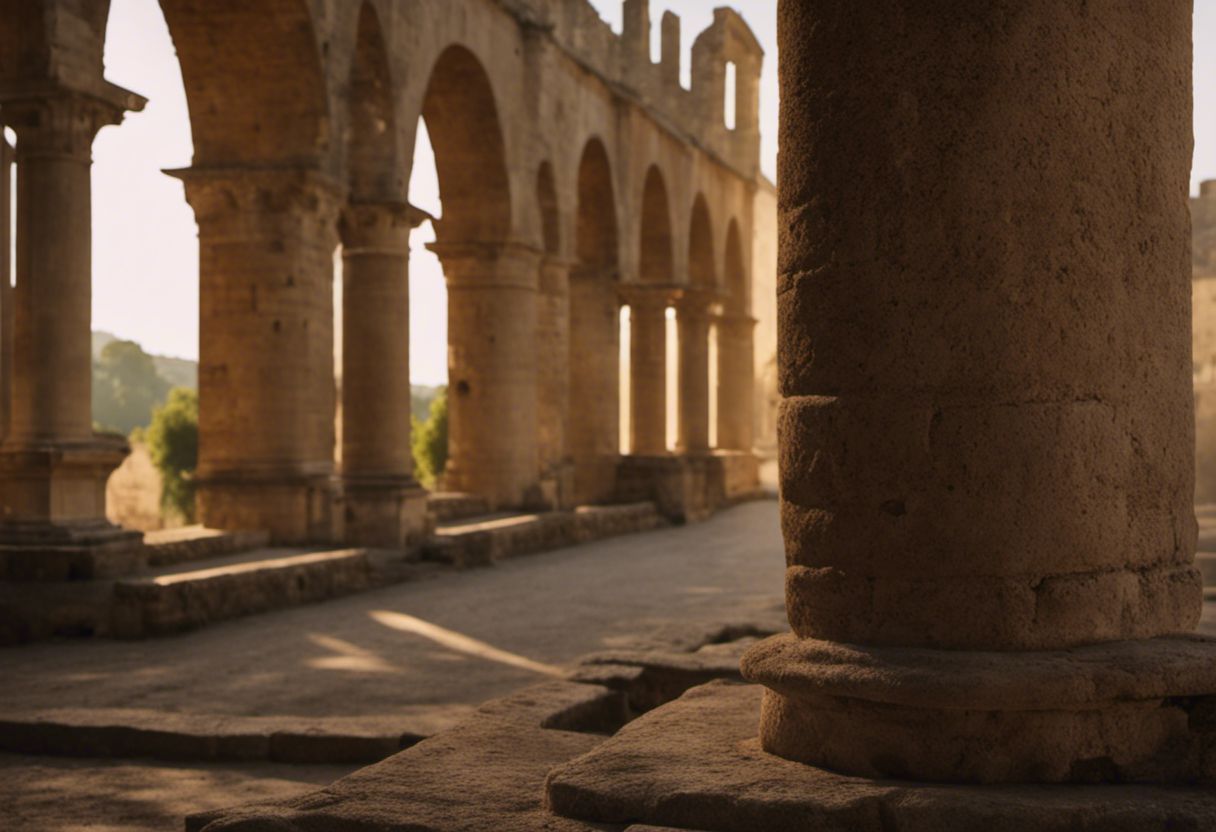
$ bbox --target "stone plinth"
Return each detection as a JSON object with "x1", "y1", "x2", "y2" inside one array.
[{"x1": 546, "y1": 682, "x2": 1216, "y2": 832}]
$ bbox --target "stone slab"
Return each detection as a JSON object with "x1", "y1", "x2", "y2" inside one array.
[
  {"x1": 0, "y1": 708, "x2": 427, "y2": 764},
  {"x1": 546, "y1": 681, "x2": 1216, "y2": 832},
  {"x1": 187, "y1": 712, "x2": 613, "y2": 832}
]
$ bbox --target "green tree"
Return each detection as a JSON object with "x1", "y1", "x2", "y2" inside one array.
[
  {"x1": 92, "y1": 340, "x2": 171, "y2": 435},
  {"x1": 412, "y1": 387, "x2": 448, "y2": 489},
  {"x1": 146, "y1": 387, "x2": 199, "y2": 523}
]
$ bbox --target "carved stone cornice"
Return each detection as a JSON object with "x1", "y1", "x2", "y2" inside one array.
[
  {"x1": 339, "y1": 200, "x2": 415, "y2": 254},
  {"x1": 0, "y1": 84, "x2": 142, "y2": 161},
  {"x1": 427, "y1": 240, "x2": 543, "y2": 289}
]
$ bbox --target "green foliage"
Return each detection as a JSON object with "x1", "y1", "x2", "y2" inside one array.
[
  {"x1": 412, "y1": 387, "x2": 449, "y2": 489},
  {"x1": 146, "y1": 387, "x2": 199, "y2": 523},
  {"x1": 92, "y1": 340, "x2": 171, "y2": 435},
  {"x1": 410, "y1": 385, "x2": 440, "y2": 422}
]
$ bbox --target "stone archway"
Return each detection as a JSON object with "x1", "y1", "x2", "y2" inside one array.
[{"x1": 422, "y1": 45, "x2": 536, "y2": 510}]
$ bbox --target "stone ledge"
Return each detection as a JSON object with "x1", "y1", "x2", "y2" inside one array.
[
  {"x1": 741, "y1": 632, "x2": 1216, "y2": 710},
  {"x1": 545, "y1": 681, "x2": 1216, "y2": 832}
]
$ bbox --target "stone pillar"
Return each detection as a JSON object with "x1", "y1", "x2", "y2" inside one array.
[
  {"x1": 675, "y1": 291, "x2": 711, "y2": 453},
  {"x1": 742, "y1": 0, "x2": 1216, "y2": 784},
  {"x1": 536, "y1": 256, "x2": 573, "y2": 507},
  {"x1": 431, "y1": 241, "x2": 542, "y2": 509},
  {"x1": 715, "y1": 313, "x2": 755, "y2": 451},
  {"x1": 624, "y1": 288, "x2": 668, "y2": 455},
  {"x1": 0, "y1": 89, "x2": 143, "y2": 543},
  {"x1": 176, "y1": 168, "x2": 342, "y2": 544},
  {"x1": 337, "y1": 201, "x2": 428, "y2": 548},
  {"x1": 567, "y1": 266, "x2": 621, "y2": 504}
]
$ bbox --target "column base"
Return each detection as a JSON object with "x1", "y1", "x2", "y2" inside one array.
[
  {"x1": 197, "y1": 472, "x2": 335, "y2": 546},
  {"x1": 546, "y1": 680, "x2": 1216, "y2": 831},
  {"x1": 741, "y1": 633, "x2": 1216, "y2": 784},
  {"x1": 0, "y1": 437, "x2": 144, "y2": 580},
  {"x1": 338, "y1": 476, "x2": 431, "y2": 549}
]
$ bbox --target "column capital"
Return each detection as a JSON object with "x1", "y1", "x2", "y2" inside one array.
[
  {"x1": 673, "y1": 287, "x2": 721, "y2": 318},
  {"x1": 619, "y1": 283, "x2": 676, "y2": 310},
  {"x1": 0, "y1": 82, "x2": 145, "y2": 160},
  {"x1": 428, "y1": 240, "x2": 543, "y2": 289},
  {"x1": 339, "y1": 200, "x2": 429, "y2": 254}
]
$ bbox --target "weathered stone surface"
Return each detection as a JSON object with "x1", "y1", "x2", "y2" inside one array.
[
  {"x1": 189, "y1": 713, "x2": 609, "y2": 832},
  {"x1": 546, "y1": 682, "x2": 1216, "y2": 832},
  {"x1": 475, "y1": 680, "x2": 629, "y2": 734}
]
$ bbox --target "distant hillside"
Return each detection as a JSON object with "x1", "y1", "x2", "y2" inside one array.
[{"x1": 93, "y1": 331, "x2": 197, "y2": 390}]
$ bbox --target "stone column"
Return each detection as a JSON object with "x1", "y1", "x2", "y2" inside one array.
[
  {"x1": 715, "y1": 312, "x2": 755, "y2": 451},
  {"x1": 0, "y1": 88, "x2": 143, "y2": 541},
  {"x1": 431, "y1": 241, "x2": 542, "y2": 510},
  {"x1": 176, "y1": 168, "x2": 342, "y2": 544},
  {"x1": 675, "y1": 291, "x2": 711, "y2": 453},
  {"x1": 536, "y1": 256, "x2": 572, "y2": 507},
  {"x1": 742, "y1": 0, "x2": 1216, "y2": 784},
  {"x1": 624, "y1": 288, "x2": 669, "y2": 455},
  {"x1": 567, "y1": 265, "x2": 621, "y2": 504},
  {"x1": 338, "y1": 201, "x2": 428, "y2": 548}
]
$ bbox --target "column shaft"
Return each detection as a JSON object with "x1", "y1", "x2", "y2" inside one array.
[
  {"x1": 715, "y1": 314, "x2": 755, "y2": 451},
  {"x1": 434, "y1": 242, "x2": 542, "y2": 509},
  {"x1": 536, "y1": 257, "x2": 572, "y2": 506},
  {"x1": 0, "y1": 91, "x2": 139, "y2": 532},
  {"x1": 676, "y1": 297, "x2": 710, "y2": 453},
  {"x1": 338, "y1": 201, "x2": 427, "y2": 547},
  {"x1": 179, "y1": 168, "x2": 342, "y2": 543},
  {"x1": 567, "y1": 267, "x2": 621, "y2": 503},
  {"x1": 629, "y1": 296, "x2": 667, "y2": 455},
  {"x1": 742, "y1": 0, "x2": 1213, "y2": 785}
]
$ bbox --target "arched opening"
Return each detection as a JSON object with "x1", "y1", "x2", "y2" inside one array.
[
  {"x1": 678, "y1": 193, "x2": 714, "y2": 453},
  {"x1": 419, "y1": 45, "x2": 529, "y2": 509},
  {"x1": 640, "y1": 167, "x2": 673, "y2": 284},
  {"x1": 570, "y1": 138, "x2": 620, "y2": 502},
  {"x1": 631, "y1": 165, "x2": 674, "y2": 457}
]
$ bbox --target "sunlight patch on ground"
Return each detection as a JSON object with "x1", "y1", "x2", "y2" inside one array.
[
  {"x1": 305, "y1": 634, "x2": 402, "y2": 675},
  {"x1": 369, "y1": 610, "x2": 563, "y2": 677}
]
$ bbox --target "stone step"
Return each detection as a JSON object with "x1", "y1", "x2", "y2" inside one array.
[
  {"x1": 142, "y1": 526, "x2": 271, "y2": 568},
  {"x1": 423, "y1": 503, "x2": 662, "y2": 568},
  {"x1": 427, "y1": 492, "x2": 492, "y2": 523},
  {"x1": 110, "y1": 547, "x2": 375, "y2": 638}
]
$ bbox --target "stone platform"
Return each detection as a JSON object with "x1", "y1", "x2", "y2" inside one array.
[{"x1": 546, "y1": 681, "x2": 1216, "y2": 832}]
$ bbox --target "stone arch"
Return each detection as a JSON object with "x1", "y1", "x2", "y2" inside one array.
[
  {"x1": 724, "y1": 218, "x2": 747, "y2": 313},
  {"x1": 569, "y1": 137, "x2": 622, "y2": 503},
  {"x1": 576, "y1": 138, "x2": 618, "y2": 268},
  {"x1": 536, "y1": 161, "x2": 559, "y2": 255},
  {"x1": 421, "y1": 44, "x2": 511, "y2": 242},
  {"x1": 345, "y1": 1, "x2": 398, "y2": 201},
  {"x1": 688, "y1": 194, "x2": 715, "y2": 288},
  {"x1": 160, "y1": 0, "x2": 329, "y2": 166},
  {"x1": 639, "y1": 166, "x2": 673, "y2": 284}
]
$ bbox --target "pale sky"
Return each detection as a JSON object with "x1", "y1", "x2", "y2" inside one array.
[{"x1": 82, "y1": 1, "x2": 1216, "y2": 384}]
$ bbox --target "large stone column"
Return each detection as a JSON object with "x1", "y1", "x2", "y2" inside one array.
[
  {"x1": 0, "y1": 88, "x2": 143, "y2": 547},
  {"x1": 567, "y1": 265, "x2": 621, "y2": 504},
  {"x1": 176, "y1": 168, "x2": 342, "y2": 544},
  {"x1": 742, "y1": 0, "x2": 1216, "y2": 784},
  {"x1": 675, "y1": 291, "x2": 711, "y2": 453},
  {"x1": 536, "y1": 256, "x2": 573, "y2": 507},
  {"x1": 338, "y1": 201, "x2": 428, "y2": 548},
  {"x1": 624, "y1": 287, "x2": 668, "y2": 455},
  {"x1": 715, "y1": 312, "x2": 754, "y2": 451},
  {"x1": 431, "y1": 241, "x2": 542, "y2": 509}
]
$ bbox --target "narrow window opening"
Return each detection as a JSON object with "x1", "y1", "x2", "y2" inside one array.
[
  {"x1": 619, "y1": 305, "x2": 631, "y2": 455},
  {"x1": 666, "y1": 306, "x2": 678, "y2": 451},
  {"x1": 724, "y1": 61, "x2": 738, "y2": 130}
]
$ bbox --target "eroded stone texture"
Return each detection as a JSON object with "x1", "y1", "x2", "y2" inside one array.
[{"x1": 741, "y1": 0, "x2": 1216, "y2": 786}]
